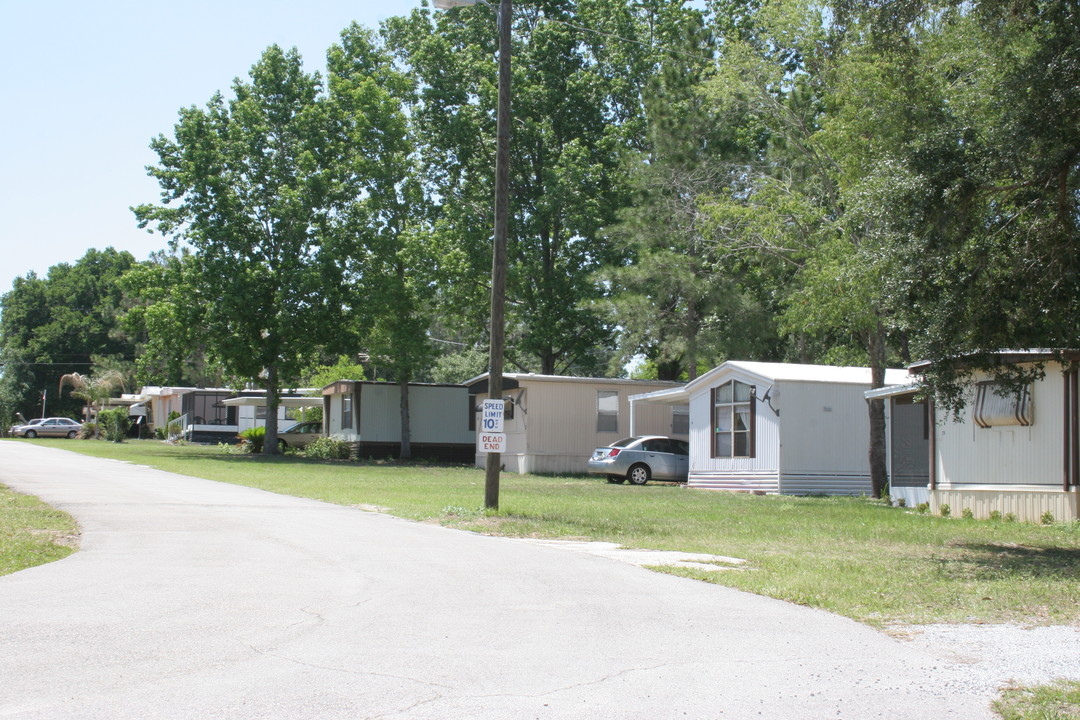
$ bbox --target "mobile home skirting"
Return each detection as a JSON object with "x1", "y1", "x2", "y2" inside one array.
[
  {"x1": 930, "y1": 484, "x2": 1079, "y2": 522},
  {"x1": 689, "y1": 471, "x2": 779, "y2": 493},
  {"x1": 689, "y1": 471, "x2": 873, "y2": 495}
]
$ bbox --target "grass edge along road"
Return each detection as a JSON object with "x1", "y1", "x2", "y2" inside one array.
[{"x1": 0, "y1": 482, "x2": 78, "y2": 576}]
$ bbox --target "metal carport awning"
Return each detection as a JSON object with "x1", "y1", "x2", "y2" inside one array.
[{"x1": 221, "y1": 396, "x2": 323, "y2": 408}]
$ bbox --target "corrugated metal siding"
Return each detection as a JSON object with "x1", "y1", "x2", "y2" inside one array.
[
  {"x1": 780, "y1": 473, "x2": 872, "y2": 496},
  {"x1": 408, "y1": 386, "x2": 474, "y2": 443},
  {"x1": 778, "y1": 381, "x2": 871, "y2": 477},
  {"x1": 520, "y1": 379, "x2": 680, "y2": 473},
  {"x1": 931, "y1": 487, "x2": 1078, "y2": 522},
  {"x1": 484, "y1": 379, "x2": 680, "y2": 474},
  {"x1": 689, "y1": 373, "x2": 882, "y2": 495},
  {"x1": 354, "y1": 385, "x2": 474, "y2": 443},
  {"x1": 688, "y1": 374, "x2": 780, "y2": 477},
  {"x1": 936, "y1": 367, "x2": 1064, "y2": 488},
  {"x1": 688, "y1": 470, "x2": 779, "y2": 492}
]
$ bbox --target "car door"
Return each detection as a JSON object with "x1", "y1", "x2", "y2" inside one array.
[
  {"x1": 39, "y1": 419, "x2": 61, "y2": 437},
  {"x1": 298, "y1": 422, "x2": 322, "y2": 446},
  {"x1": 671, "y1": 439, "x2": 690, "y2": 480},
  {"x1": 642, "y1": 438, "x2": 674, "y2": 479}
]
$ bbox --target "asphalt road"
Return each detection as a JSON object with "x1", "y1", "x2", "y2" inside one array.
[{"x1": 0, "y1": 441, "x2": 1000, "y2": 719}]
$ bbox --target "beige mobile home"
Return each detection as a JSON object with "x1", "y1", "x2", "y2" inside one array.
[
  {"x1": 466, "y1": 373, "x2": 686, "y2": 474},
  {"x1": 895, "y1": 352, "x2": 1080, "y2": 522},
  {"x1": 321, "y1": 380, "x2": 475, "y2": 462}
]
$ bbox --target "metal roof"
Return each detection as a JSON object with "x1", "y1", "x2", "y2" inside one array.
[{"x1": 686, "y1": 361, "x2": 909, "y2": 394}]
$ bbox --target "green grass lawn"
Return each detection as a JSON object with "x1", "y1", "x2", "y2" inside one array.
[
  {"x1": 9, "y1": 437, "x2": 1079, "y2": 629},
  {"x1": 995, "y1": 681, "x2": 1080, "y2": 720},
  {"x1": 0, "y1": 483, "x2": 78, "y2": 576}
]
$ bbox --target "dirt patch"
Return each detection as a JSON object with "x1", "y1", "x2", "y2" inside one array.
[
  {"x1": 30, "y1": 528, "x2": 81, "y2": 549},
  {"x1": 516, "y1": 538, "x2": 747, "y2": 572}
]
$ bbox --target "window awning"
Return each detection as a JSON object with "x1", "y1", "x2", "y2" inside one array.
[{"x1": 221, "y1": 396, "x2": 323, "y2": 408}]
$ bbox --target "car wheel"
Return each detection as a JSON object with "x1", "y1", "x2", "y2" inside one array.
[
  {"x1": 606, "y1": 475, "x2": 626, "y2": 484},
  {"x1": 627, "y1": 464, "x2": 651, "y2": 485},
  {"x1": 277, "y1": 439, "x2": 287, "y2": 452},
  {"x1": 66, "y1": 430, "x2": 78, "y2": 439},
  {"x1": 25, "y1": 430, "x2": 36, "y2": 438}
]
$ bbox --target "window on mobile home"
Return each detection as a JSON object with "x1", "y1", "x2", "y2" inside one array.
[
  {"x1": 973, "y1": 382, "x2": 1033, "y2": 428},
  {"x1": 597, "y1": 390, "x2": 619, "y2": 432},
  {"x1": 712, "y1": 380, "x2": 755, "y2": 458}
]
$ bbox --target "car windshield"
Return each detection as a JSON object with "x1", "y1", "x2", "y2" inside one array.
[{"x1": 611, "y1": 437, "x2": 640, "y2": 448}]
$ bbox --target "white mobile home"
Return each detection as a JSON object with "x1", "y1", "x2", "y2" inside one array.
[
  {"x1": 634, "y1": 361, "x2": 908, "y2": 494},
  {"x1": 136, "y1": 386, "x2": 315, "y2": 443},
  {"x1": 321, "y1": 380, "x2": 475, "y2": 462},
  {"x1": 466, "y1": 373, "x2": 686, "y2": 475},
  {"x1": 892, "y1": 352, "x2": 1080, "y2": 522}
]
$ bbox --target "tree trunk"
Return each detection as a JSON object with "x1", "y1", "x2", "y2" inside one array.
[
  {"x1": 264, "y1": 364, "x2": 280, "y2": 456},
  {"x1": 867, "y1": 323, "x2": 888, "y2": 499},
  {"x1": 399, "y1": 377, "x2": 412, "y2": 460},
  {"x1": 686, "y1": 300, "x2": 699, "y2": 381},
  {"x1": 655, "y1": 357, "x2": 682, "y2": 381}
]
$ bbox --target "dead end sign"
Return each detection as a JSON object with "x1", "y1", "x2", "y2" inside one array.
[{"x1": 478, "y1": 432, "x2": 506, "y2": 453}]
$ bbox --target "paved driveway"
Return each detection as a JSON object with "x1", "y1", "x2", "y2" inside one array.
[{"x1": 0, "y1": 442, "x2": 997, "y2": 719}]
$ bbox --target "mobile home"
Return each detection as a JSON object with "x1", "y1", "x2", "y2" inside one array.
[
  {"x1": 466, "y1": 373, "x2": 686, "y2": 475},
  {"x1": 634, "y1": 361, "x2": 908, "y2": 494},
  {"x1": 321, "y1": 380, "x2": 475, "y2": 462},
  {"x1": 892, "y1": 352, "x2": 1080, "y2": 521}
]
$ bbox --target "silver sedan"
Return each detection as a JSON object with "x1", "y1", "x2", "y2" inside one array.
[
  {"x1": 12, "y1": 417, "x2": 84, "y2": 438},
  {"x1": 587, "y1": 436, "x2": 689, "y2": 485}
]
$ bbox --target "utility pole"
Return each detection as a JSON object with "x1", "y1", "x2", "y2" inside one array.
[{"x1": 431, "y1": 0, "x2": 512, "y2": 510}]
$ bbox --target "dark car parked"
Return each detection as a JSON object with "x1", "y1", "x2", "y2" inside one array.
[{"x1": 587, "y1": 435, "x2": 689, "y2": 485}]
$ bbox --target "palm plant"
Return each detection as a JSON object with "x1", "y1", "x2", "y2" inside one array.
[{"x1": 58, "y1": 370, "x2": 126, "y2": 438}]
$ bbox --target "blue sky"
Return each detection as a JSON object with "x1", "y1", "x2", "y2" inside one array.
[{"x1": 0, "y1": 0, "x2": 424, "y2": 295}]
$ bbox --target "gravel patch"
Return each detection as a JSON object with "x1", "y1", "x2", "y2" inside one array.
[{"x1": 895, "y1": 624, "x2": 1080, "y2": 695}]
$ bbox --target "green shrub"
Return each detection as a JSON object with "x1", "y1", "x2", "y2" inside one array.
[
  {"x1": 895, "y1": 497, "x2": 907, "y2": 508},
  {"x1": 1004, "y1": 512, "x2": 1017, "y2": 523},
  {"x1": 989, "y1": 510, "x2": 1002, "y2": 521},
  {"x1": 915, "y1": 502, "x2": 929, "y2": 514},
  {"x1": 302, "y1": 436, "x2": 351, "y2": 460},
  {"x1": 939, "y1": 504, "x2": 951, "y2": 518},
  {"x1": 98, "y1": 408, "x2": 130, "y2": 443},
  {"x1": 961, "y1": 507, "x2": 973, "y2": 519},
  {"x1": 1041, "y1": 511, "x2": 1055, "y2": 525},
  {"x1": 238, "y1": 426, "x2": 266, "y2": 454},
  {"x1": 79, "y1": 422, "x2": 99, "y2": 440}
]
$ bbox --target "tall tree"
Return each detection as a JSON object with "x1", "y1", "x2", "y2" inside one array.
[
  {"x1": 119, "y1": 251, "x2": 224, "y2": 387},
  {"x1": 327, "y1": 25, "x2": 432, "y2": 459},
  {"x1": 693, "y1": 0, "x2": 908, "y2": 496},
  {"x1": 133, "y1": 46, "x2": 364, "y2": 454},
  {"x1": 858, "y1": 0, "x2": 1080, "y2": 408},
  {"x1": 382, "y1": 0, "x2": 704, "y2": 376},
  {"x1": 0, "y1": 248, "x2": 136, "y2": 424}
]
